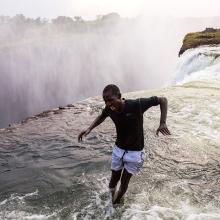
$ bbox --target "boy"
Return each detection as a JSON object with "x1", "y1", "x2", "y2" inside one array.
[{"x1": 78, "y1": 84, "x2": 170, "y2": 204}]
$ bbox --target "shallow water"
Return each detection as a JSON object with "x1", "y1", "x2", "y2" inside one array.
[{"x1": 1, "y1": 47, "x2": 220, "y2": 219}]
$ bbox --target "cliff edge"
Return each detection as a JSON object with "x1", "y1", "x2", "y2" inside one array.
[{"x1": 179, "y1": 28, "x2": 220, "y2": 56}]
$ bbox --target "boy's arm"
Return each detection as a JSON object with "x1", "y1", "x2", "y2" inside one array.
[
  {"x1": 156, "y1": 97, "x2": 171, "y2": 136},
  {"x1": 78, "y1": 114, "x2": 107, "y2": 142}
]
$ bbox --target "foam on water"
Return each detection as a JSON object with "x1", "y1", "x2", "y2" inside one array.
[
  {"x1": 122, "y1": 203, "x2": 220, "y2": 220},
  {"x1": 1, "y1": 183, "x2": 220, "y2": 220},
  {"x1": 0, "y1": 190, "x2": 57, "y2": 220},
  {"x1": 173, "y1": 45, "x2": 220, "y2": 84}
]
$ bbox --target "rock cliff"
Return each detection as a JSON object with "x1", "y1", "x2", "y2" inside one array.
[{"x1": 179, "y1": 28, "x2": 220, "y2": 56}]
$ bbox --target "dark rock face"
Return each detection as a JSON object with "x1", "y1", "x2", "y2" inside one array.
[{"x1": 179, "y1": 28, "x2": 220, "y2": 56}]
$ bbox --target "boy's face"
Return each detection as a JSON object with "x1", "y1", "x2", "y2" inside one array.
[{"x1": 103, "y1": 90, "x2": 122, "y2": 112}]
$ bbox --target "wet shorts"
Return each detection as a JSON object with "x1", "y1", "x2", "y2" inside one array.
[{"x1": 111, "y1": 145, "x2": 145, "y2": 174}]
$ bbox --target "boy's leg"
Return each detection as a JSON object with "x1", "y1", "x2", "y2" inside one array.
[
  {"x1": 113, "y1": 168, "x2": 132, "y2": 204},
  {"x1": 110, "y1": 145, "x2": 124, "y2": 200},
  {"x1": 109, "y1": 169, "x2": 122, "y2": 200},
  {"x1": 112, "y1": 150, "x2": 144, "y2": 205}
]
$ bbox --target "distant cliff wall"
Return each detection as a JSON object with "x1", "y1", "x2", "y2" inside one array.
[{"x1": 179, "y1": 28, "x2": 220, "y2": 56}]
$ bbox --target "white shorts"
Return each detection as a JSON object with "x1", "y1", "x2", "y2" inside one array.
[{"x1": 111, "y1": 145, "x2": 145, "y2": 174}]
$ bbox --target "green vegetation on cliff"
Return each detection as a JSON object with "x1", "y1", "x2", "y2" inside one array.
[{"x1": 179, "y1": 28, "x2": 220, "y2": 56}]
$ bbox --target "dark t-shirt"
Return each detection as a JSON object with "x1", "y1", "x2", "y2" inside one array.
[{"x1": 101, "y1": 96, "x2": 159, "y2": 151}]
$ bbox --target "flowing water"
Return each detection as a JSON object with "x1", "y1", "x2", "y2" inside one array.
[{"x1": 1, "y1": 46, "x2": 220, "y2": 219}]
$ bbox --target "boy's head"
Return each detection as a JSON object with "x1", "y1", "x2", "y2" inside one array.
[{"x1": 103, "y1": 84, "x2": 123, "y2": 112}]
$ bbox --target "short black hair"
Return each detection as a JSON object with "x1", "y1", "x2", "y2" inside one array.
[{"x1": 103, "y1": 84, "x2": 121, "y2": 97}]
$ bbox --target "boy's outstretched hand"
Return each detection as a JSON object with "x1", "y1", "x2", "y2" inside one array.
[
  {"x1": 78, "y1": 128, "x2": 91, "y2": 142},
  {"x1": 156, "y1": 123, "x2": 171, "y2": 136}
]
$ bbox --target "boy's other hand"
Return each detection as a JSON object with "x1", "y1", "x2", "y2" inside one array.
[
  {"x1": 156, "y1": 123, "x2": 171, "y2": 136},
  {"x1": 78, "y1": 129, "x2": 91, "y2": 142}
]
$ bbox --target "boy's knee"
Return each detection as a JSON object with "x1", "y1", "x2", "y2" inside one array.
[
  {"x1": 109, "y1": 179, "x2": 117, "y2": 189},
  {"x1": 109, "y1": 181, "x2": 114, "y2": 189},
  {"x1": 109, "y1": 186, "x2": 116, "y2": 192}
]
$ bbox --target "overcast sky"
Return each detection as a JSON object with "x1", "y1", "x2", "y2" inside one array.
[{"x1": 0, "y1": 0, "x2": 220, "y2": 19}]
